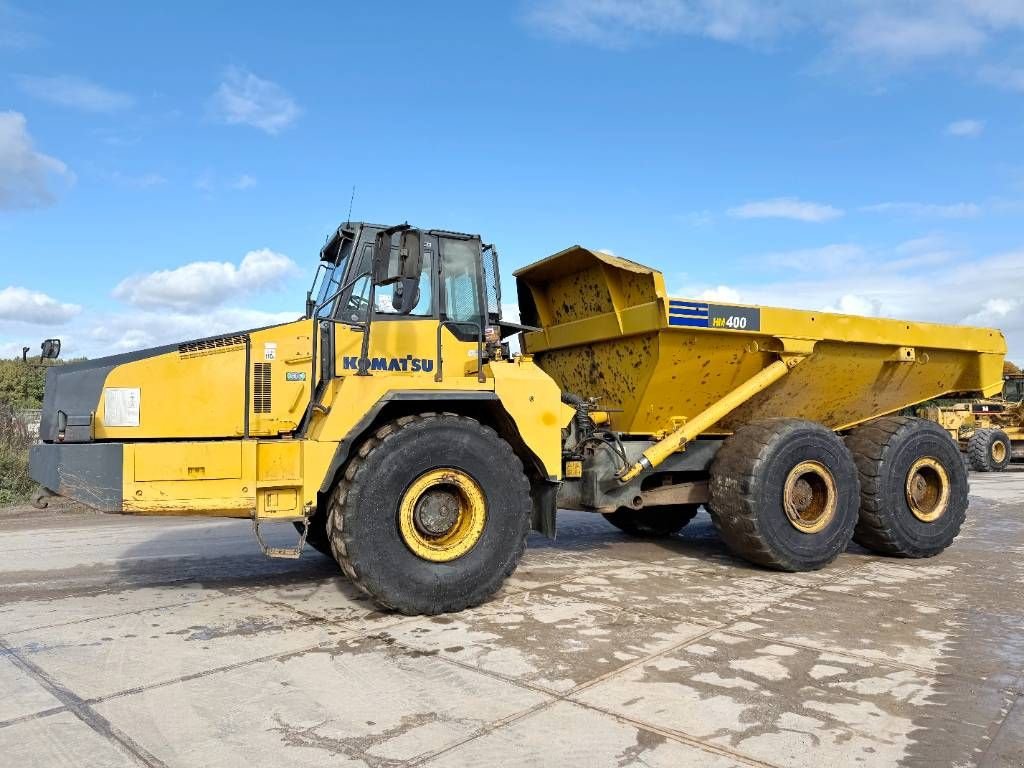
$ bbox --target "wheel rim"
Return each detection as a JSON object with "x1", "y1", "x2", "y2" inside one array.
[
  {"x1": 398, "y1": 469, "x2": 486, "y2": 562},
  {"x1": 905, "y1": 457, "x2": 950, "y2": 522},
  {"x1": 992, "y1": 440, "x2": 1007, "y2": 464},
  {"x1": 783, "y1": 461, "x2": 837, "y2": 534}
]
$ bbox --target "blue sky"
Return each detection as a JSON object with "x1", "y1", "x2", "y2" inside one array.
[{"x1": 1, "y1": 1, "x2": 1023, "y2": 360}]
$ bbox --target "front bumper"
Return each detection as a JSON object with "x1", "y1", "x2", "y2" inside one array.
[{"x1": 30, "y1": 442, "x2": 123, "y2": 512}]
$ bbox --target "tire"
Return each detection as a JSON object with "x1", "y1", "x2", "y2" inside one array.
[
  {"x1": 708, "y1": 418, "x2": 859, "y2": 571},
  {"x1": 326, "y1": 413, "x2": 531, "y2": 615},
  {"x1": 967, "y1": 428, "x2": 1011, "y2": 472},
  {"x1": 845, "y1": 416, "x2": 968, "y2": 557},
  {"x1": 603, "y1": 505, "x2": 700, "y2": 537}
]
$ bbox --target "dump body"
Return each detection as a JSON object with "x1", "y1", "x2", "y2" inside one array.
[{"x1": 516, "y1": 247, "x2": 1006, "y2": 436}]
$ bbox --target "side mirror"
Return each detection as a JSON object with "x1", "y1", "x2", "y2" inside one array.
[
  {"x1": 391, "y1": 278, "x2": 420, "y2": 314},
  {"x1": 40, "y1": 339, "x2": 61, "y2": 360},
  {"x1": 373, "y1": 228, "x2": 422, "y2": 286}
]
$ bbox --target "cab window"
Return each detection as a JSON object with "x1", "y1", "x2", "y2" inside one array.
[
  {"x1": 338, "y1": 238, "x2": 434, "y2": 323},
  {"x1": 374, "y1": 248, "x2": 434, "y2": 316},
  {"x1": 440, "y1": 238, "x2": 483, "y2": 329}
]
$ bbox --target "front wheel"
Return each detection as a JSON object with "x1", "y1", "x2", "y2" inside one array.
[{"x1": 327, "y1": 413, "x2": 531, "y2": 615}]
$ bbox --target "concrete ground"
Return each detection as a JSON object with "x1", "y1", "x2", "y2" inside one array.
[{"x1": 0, "y1": 471, "x2": 1022, "y2": 768}]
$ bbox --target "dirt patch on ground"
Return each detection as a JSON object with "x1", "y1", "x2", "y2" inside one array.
[{"x1": 0, "y1": 500, "x2": 98, "y2": 524}]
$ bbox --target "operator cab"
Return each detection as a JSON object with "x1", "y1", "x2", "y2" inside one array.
[
  {"x1": 1003, "y1": 374, "x2": 1024, "y2": 404},
  {"x1": 308, "y1": 221, "x2": 526, "y2": 341}
]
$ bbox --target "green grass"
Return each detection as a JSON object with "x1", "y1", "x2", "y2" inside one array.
[{"x1": 0, "y1": 404, "x2": 33, "y2": 505}]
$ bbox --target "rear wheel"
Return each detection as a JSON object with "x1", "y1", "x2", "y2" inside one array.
[
  {"x1": 326, "y1": 413, "x2": 531, "y2": 615},
  {"x1": 967, "y1": 428, "x2": 1011, "y2": 472},
  {"x1": 708, "y1": 419, "x2": 859, "y2": 571},
  {"x1": 845, "y1": 416, "x2": 968, "y2": 557},
  {"x1": 603, "y1": 505, "x2": 700, "y2": 537}
]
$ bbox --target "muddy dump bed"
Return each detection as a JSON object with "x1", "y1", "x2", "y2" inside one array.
[{"x1": 515, "y1": 247, "x2": 1006, "y2": 436}]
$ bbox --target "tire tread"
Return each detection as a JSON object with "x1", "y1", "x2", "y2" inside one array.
[{"x1": 326, "y1": 413, "x2": 530, "y2": 614}]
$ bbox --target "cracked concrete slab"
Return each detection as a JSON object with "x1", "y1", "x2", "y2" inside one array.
[
  {"x1": 0, "y1": 710, "x2": 137, "y2": 767},
  {"x1": 574, "y1": 630, "x2": 1008, "y2": 768},
  {"x1": 0, "y1": 584, "x2": 215, "y2": 636},
  {"x1": 5, "y1": 592, "x2": 388, "y2": 700},
  {"x1": 0, "y1": 656, "x2": 63, "y2": 723},
  {"x1": 422, "y1": 700, "x2": 748, "y2": 767},
  {"x1": 379, "y1": 590, "x2": 712, "y2": 694},
  {"x1": 982, "y1": 693, "x2": 1024, "y2": 768},
  {"x1": 533, "y1": 562, "x2": 807, "y2": 624},
  {"x1": 93, "y1": 634, "x2": 550, "y2": 768}
]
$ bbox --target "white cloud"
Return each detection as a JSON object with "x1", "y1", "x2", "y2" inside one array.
[
  {"x1": 0, "y1": 111, "x2": 74, "y2": 210},
  {"x1": 526, "y1": 1, "x2": 1024, "y2": 70},
  {"x1": 675, "y1": 244, "x2": 1024, "y2": 360},
  {"x1": 526, "y1": 0, "x2": 791, "y2": 46},
  {"x1": 861, "y1": 201, "x2": 982, "y2": 218},
  {"x1": 14, "y1": 75, "x2": 133, "y2": 112},
  {"x1": 210, "y1": 67, "x2": 300, "y2": 135},
  {"x1": 728, "y1": 197, "x2": 843, "y2": 223},
  {"x1": 83, "y1": 306, "x2": 300, "y2": 355},
  {"x1": 231, "y1": 174, "x2": 257, "y2": 190},
  {"x1": 195, "y1": 171, "x2": 259, "y2": 194},
  {"x1": 0, "y1": 286, "x2": 80, "y2": 324},
  {"x1": 837, "y1": 10, "x2": 986, "y2": 60},
  {"x1": 113, "y1": 249, "x2": 298, "y2": 311},
  {"x1": 962, "y1": 297, "x2": 1020, "y2": 326},
  {"x1": 699, "y1": 285, "x2": 742, "y2": 303},
  {"x1": 981, "y1": 65, "x2": 1024, "y2": 92},
  {"x1": 760, "y1": 243, "x2": 865, "y2": 271},
  {"x1": 821, "y1": 293, "x2": 882, "y2": 317},
  {"x1": 946, "y1": 118, "x2": 984, "y2": 137}
]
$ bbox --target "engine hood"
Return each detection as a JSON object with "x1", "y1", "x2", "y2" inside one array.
[
  {"x1": 39, "y1": 343, "x2": 179, "y2": 442},
  {"x1": 38, "y1": 321, "x2": 310, "y2": 443}
]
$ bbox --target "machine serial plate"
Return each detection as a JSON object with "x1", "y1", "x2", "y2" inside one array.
[{"x1": 669, "y1": 300, "x2": 761, "y2": 332}]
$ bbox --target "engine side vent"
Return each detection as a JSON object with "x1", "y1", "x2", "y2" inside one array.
[
  {"x1": 179, "y1": 334, "x2": 248, "y2": 358},
  {"x1": 253, "y1": 363, "x2": 272, "y2": 414}
]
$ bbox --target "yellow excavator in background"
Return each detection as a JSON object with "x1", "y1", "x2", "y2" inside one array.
[{"x1": 918, "y1": 373, "x2": 1024, "y2": 472}]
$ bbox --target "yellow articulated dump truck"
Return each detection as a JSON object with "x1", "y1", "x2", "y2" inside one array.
[
  {"x1": 917, "y1": 374, "x2": 1024, "y2": 472},
  {"x1": 30, "y1": 222, "x2": 1006, "y2": 614}
]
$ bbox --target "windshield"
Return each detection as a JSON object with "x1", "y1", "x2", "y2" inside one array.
[
  {"x1": 1004, "y1": 377, "x2": 1024, "y2": 403},
  {"x1": 314, "y1": 262, "x2": 342, "y2": 318},
  {"x1": 313, "y1": 232, "x2": 357, "y2": 319}
]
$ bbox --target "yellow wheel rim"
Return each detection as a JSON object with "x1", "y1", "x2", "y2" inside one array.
[
  {"x1": 992, "y1": 440, "x2": 1007, "y2": 464},
  {"x1": 398, "y1": 469, "x2": 486, "y2": 562},
  {"x1": 783, "y1": 460, "x2": 837, "y2": 534},
  {"x1": 906, "y1": 457, "x2": 950, "y2": 523}
]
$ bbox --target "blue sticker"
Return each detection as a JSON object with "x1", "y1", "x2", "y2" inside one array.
[
  {"x1": 668, "y1": 300, "x2": 710, "y2": 328},
  {"x1": 669, "y1": 300, "x2": 760, "y2": 331}
]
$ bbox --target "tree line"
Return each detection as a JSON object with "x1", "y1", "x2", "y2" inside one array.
[{"x1": 0, "y1": 358, "x2": 72, "y2": 409}]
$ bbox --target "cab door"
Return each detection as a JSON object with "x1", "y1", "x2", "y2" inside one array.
[{"x1": 332, "y1": 231, "x2": 440, "y2": 379}]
